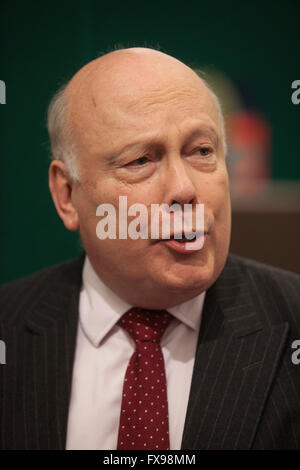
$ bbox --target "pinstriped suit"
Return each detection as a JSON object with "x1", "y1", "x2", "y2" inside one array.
[{"x1": 0, "y1": 253, "x2": 300, "y2": 449}]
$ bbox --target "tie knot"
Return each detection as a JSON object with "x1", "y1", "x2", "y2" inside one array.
[{"x1": 118, "y1": 307, "x2": 173, "y2": 342}]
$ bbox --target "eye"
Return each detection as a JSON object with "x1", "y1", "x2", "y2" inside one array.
[
  {"x1": 126, "y1": 155, "x2": 150, "y2": 167},
  {"x1": 194, "y1": 146, "x2": 212, "y2": 157}
]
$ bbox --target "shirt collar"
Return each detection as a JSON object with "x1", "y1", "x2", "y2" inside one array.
[{"x1": 80, "y1": 255, "x2": 206, "y2": 347}]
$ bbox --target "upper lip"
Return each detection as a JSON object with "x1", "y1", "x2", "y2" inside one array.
[{"x1": 159, "y1": 230, "x2": 207, "y2": 241}]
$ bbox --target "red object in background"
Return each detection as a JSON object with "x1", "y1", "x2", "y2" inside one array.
[{"x1": 227, "y1": 111, "x2": 271, "y2": 194}]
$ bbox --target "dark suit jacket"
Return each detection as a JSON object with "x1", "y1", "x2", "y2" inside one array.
[{"x1": 0, "y1": 253, "x2": 300, "y2": 450}]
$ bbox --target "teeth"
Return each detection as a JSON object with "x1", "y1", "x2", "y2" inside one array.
[
  {"x1": 174, "y1": 235, "x2": 196, "y2": 243},
  {"x1": 162, "y1": 233, "x2": 198, "y2": 242}
]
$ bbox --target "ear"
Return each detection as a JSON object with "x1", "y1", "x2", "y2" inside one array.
[{"x1": 49, "y1": 160, "x2": 80, "y2": 231}]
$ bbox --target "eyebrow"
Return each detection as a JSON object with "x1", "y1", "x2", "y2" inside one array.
[
  {"x1": 102, "y1": 142, "x2": 148, "y2": 166},
  {"x1": 182, "y1": 127, "x2": 219, "y2": 148},
  {"x1": 103, "y1": 125, "x2": 219, "y2": 165}
]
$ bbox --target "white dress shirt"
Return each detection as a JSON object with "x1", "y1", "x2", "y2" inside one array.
[{"x1": 66, "y1": 256, "x2": 205, "y2": 450}]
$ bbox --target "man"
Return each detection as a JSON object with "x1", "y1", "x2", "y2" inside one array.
[{"x1": 0, "y1": 48, "x2": 300, "y2": 450}]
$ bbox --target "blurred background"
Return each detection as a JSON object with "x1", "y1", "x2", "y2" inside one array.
[{"x1": 0, "y1": 0, "x2": 300, "y2": 284}]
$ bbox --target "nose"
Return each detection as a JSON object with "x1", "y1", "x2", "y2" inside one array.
[{"x1": 163, "y1": 157, "x2": 197, "y2": 206}]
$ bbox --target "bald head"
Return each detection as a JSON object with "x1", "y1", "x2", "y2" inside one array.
[
  {"x1": 67, "y1": 47, "x2": 208, "y2": 104},
  {"x1": 48, "y1": 47, "x2": 226, "y2": 181}
]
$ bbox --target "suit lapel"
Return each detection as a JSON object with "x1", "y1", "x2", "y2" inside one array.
[
  {"x1": 19, "y1": 254, "x2": 85, "y2": 449},
  {"x1": 181, "y1": 256, "x2": 289, "y2": 450},
  {"x1": 3, "y1": 252, "x2": 289, "y2": 450}
]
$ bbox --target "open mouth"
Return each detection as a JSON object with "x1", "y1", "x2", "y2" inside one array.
[
  {"x1": 162, "y1": 231, "x2": 201, "y2": 242},
  {"x1": 169, "y1": 233, "x2": 197, "y2": 243},
  {"x1": 158, "y1": 230, "x2": 206, "y2": 253}
]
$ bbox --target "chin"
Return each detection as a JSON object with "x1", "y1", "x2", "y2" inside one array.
[{"x1": 158, "y1": 261, "x2": 216, "y2": 295}]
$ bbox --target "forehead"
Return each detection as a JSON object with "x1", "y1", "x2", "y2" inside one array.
[{"x1": 68, "y1": 60, "x2": 221, "y2": 153}]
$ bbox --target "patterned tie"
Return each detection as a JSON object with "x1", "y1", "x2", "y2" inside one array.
[{"x1": 117, "y1": 307, "x2": 173, "y2": 450}]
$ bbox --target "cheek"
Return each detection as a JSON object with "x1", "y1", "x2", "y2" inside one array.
[
  {"x1": 213, "y1": 177, "x2": 231, "y2": 251},
  {"x1": 215, "y1": 177, "x2": 231, "y2": 233},
  {"x1": 200, "y1": 171, "x2": 231, "y2": 241},
  {"x1": 75, "y1": 176, "x2": 124, "y2": 224},
  {"x1": 76, "y1": 180, "x2": 154, "y2": 249},
  {"x1": 200, "y1": 168, "x2": 230, "y2": 211}
]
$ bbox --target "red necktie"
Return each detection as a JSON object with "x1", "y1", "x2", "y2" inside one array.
[{"x1": 117, "y1": 307, "x2": 173, "y2": 450}]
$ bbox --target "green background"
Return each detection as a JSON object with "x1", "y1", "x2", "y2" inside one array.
[{"x1": 1, "y1": 0, "x2": 299, "y2": 283}]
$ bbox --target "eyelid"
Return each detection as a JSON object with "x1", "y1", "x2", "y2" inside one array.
[
  {"x1": 192, "y1": 145, "x2": 214, "y2": 155},
  {"x1": 125, "y1": 155, "x2": 151, "y2": 167}
]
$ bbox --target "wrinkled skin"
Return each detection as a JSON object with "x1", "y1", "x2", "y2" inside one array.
[{"x1": 49, "y1": 48, "x2": 231, "y2": 308}]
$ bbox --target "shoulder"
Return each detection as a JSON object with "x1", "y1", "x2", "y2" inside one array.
[
  {"x1": 0, "y1": 253, "x2": 85, "y2": 323},
  {"x1": 225, "y1": 253, "x2": 300, "y2": 325},
  {"x1": 227, "y1": 252, "x2": 300, "y2": 288}
]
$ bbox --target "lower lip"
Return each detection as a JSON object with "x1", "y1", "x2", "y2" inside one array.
[{"x1": 160, "y1": 235, "x2": 207, "y2": 254}]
